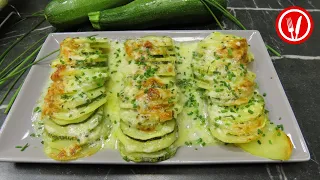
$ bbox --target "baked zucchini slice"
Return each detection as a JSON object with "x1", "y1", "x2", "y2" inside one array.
[
  {"x1": 192, "y1": 32, "x2": 256, "y2": 106},
  {"x1": 51, "y1": 37, "x2": 109, "y2": 67},
  {"x1": 117, "y1": 36, "x2": 180, "y2": 162},
  {"x1": 116, "y1": 128, "x2": 177, "y2": 153},
  {"x1": 208, "y1": 93, "x2": 265, "y2": 125},
  {"x1": 44, "y1": 139, "x2": 102, "y2": 161},
  {"x1": 44, "y1": 116, "x2": 109, "y2": 145},
  {"x1": 50, "y1": 110, "x2": 95, "y2": 125},
  {"x1": 210, "y1": 114, "x2": 267, "y2": 143},
  {"x1": 52, "y1": 95, "x2": 107, "y2": 120},
  {"x1": 193, "y1": 58, "x2": 256, "y2": 106},
  {"x1": 54, "y1": 87, "x2": 106, "y2": 110},
  {"x1": 43, "y1": 112, "x2": 111, "y2": 161},
  {"x1": 120, "y1": 120, "x2": 176, "y2": 140},
  {"x1": 119, "y1": 143, "x2": 177, "y2": 163},
  {"x1": 194, "y1": 32, "x2": 254, "y2": 64},
  {"x1": 208, "y1": 94, "x2": 266, "y2": 143},
  {"x1": 44, "y1": 108, "x2": 103, "y2": 140}
]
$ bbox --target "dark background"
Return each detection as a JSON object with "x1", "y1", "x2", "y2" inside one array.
[{"x1": 0, "y1": 0, "x2": 319, "y2": 179}]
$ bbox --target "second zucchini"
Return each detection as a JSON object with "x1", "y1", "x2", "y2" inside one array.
[{"x1": 89, "y1": 0, "x2": 227, "y2": 30}]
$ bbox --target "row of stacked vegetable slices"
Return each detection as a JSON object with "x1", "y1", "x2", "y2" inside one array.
[
  {"x1": 34, "y1": 33, "x2": 292, "y2": 162},
  {"x1": 117, "y1": 37, "x2": 182, "y2": 162},
  {"x1": 41, "y1": 37, "x2": 112, "y2": 161},
  {"x1": 192, "y1": 32, "x2": 293, "y2": 160}
]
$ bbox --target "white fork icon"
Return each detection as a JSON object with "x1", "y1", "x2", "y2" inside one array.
[{"x1": 286, "y1": 17, "x2": 295, "y2": 40}]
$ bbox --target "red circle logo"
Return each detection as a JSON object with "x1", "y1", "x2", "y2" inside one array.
[{"x1": 275, "y1": 6, "x2": 314, "y2": 44}]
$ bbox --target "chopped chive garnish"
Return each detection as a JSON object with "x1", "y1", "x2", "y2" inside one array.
[
  {"x1": 20, "y1": 143, "x2": 29, "y2": 152},
  {"x1": 196, "y1": 138, "x2": 203, "y2": 144},
  {"x1": 248, "y1": 110, "x2": 254, "y2": 114},
  {"x1": 15, "y1": 146, "x2": 22, "y2": 148},
  {"x1": 225, "y1": 115, "x2": 235, "y2": 120},
  {"x1": 33, "y1": 107, "x2": 41, "y2": 113},
  {"x1": 185, "y1": 141, "x2": 192, "y2": 146},
  {"x1": 257, "y1": 140, "x2": 261, "y2": 145},
  {"x1": 277, "y1": 132, "x2": 281, "y2": 136},
  {"x1": 263, "y1": 93, "x2": 267, "y2": 97},
  {"x1": 269, "y1": 140, "x2": 272, "y2": 145},
  {"x1": 276, "y1": 124, "x2": 284, "y2": 131},
  {"x1": 227, "y1": 48, "x2": 233, "y2": 56}
]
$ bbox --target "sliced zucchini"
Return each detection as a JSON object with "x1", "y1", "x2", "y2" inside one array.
[
  {"x1": 119, "y1": 143, "x2": 177, "y2": 162},
  {"x1": 194, "y1": 32, "x2": 254, "y2": 64},
  {"x1": 45, "y1": 122, "x2": 101, "y2": 145},
  {"x1": 52, "y1": 95, "x2": 107, "y2": 120},
  {"x1": 119, "y1": 109, "x2": 174, "y2": 129},
  {"x1": 193, "y1": 58, "x2": 256, "y2": 106},
  {"x1": 209, "y1": 115, "x2": 267, "y2": 143},
  {"x1": 140, "y1": 36, "x2": 174, "y2": 47},
  {"x1": 53, "y1": 67, "x2": 108, "y2": 78},
  {"x1": 148, "y1": 63, "x2": 176, "y2": 76},
  {"x1": 120, "y1": 120, "x2": 176, "y2": 140},
  {"x1": 117, "y1": 128, "x2": 177, "y2": 153},
  {"x1": 44, "y1": 115, "x2": 110, "y2": 147},
  {"x1": 44, "y1": 140, "x2": 102, "y2": 161},
  {"x1": 44, "y1": 108, "x2": 103, "y2": 139},
  {"x1": 237, "y1": 121, "x2": 293, "y2": 160},
  {"x1": 192, "y1": 32, "x2": 256, "y2": 106},
  {"x1": 62, "y1": 73, "x2": 108, "y2": 93},
  {"x1": 208, "y1": 93, "x2": 265, "y2": 124},
  {"x1": 124, "y1": 36, "x2": 174, "y2": 62},
  {"x1": 59, "y1": 87, "x2": 106, "y2": 110},
  {"x1": 147, "y1": 56, "x2": 176, "y2": 62},
  {"x1": 51, "y1": 37, "x2": 109, "y2": 67},
  {"x1": 51, "y1": 111, "x2": 94, "y2": 125}
]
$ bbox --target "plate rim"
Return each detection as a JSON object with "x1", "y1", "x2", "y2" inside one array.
[{"x1": 0, "y1": 30, "x2": 310, "y2": 164}]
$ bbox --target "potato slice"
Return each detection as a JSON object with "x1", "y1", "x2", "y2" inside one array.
[{"x1": 236, "y1": 121, "x2": 293, "y2": 160}]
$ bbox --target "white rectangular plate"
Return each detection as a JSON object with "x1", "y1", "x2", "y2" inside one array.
[{"x1": 0, "y1": 30, "x2": 310, "y2": 164}]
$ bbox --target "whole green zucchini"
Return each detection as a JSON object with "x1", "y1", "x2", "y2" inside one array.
[
  {"x1": 88, "y1": 0, "x2": 227, "y2": 30},
  {"x1": 44, "y1": 0, "x2": 133, "y2": 29}
]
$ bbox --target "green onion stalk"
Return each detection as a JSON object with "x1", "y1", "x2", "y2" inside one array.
[
  {"x1": 0, "y1": 49, "x2": 59, "y2": 84},
  {"x1": 2, "y1": 49, "x2": 59, "y2": 113},
  {"x1": 0, "y1": 35, "x2": 47, "y2": 78},
  {"x1": 0, "y1": 72, "x2": 24, "y2": 105},
  {"x1": 0, "y1": 18, "x2": 45, "y2": 66}
]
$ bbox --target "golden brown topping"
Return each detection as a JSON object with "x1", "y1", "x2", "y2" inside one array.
[
  {"x1": 42, "y1": 81, "x2": 65, "y2": 116},
  {"x1": 217, "y1": 38, "x2": 250, "y2": 64},
  {"x1": 50, "y1": 65, "x2": 66, "y2": 81},
  {"x1": 142, "y1": 77, "x2": 164, "y2": 88},
  {"x1": 143, "y1": 41, "x2": 153, "y2": 48}
]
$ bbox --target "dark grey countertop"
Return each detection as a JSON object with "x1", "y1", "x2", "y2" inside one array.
[{"x1": 0, "y1": 0, "x2": 319, "y2": 179}]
